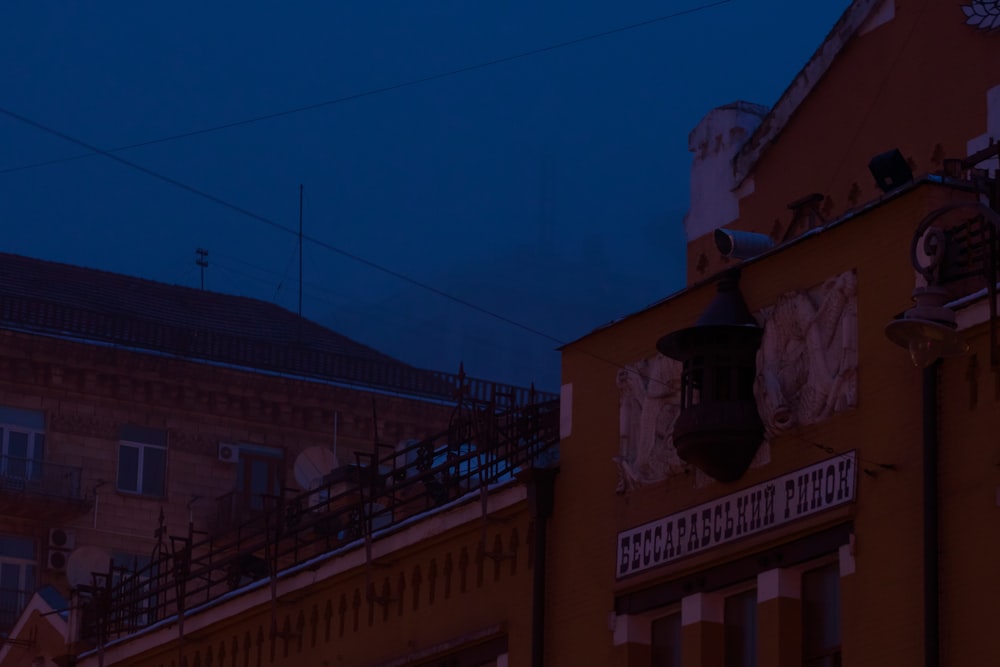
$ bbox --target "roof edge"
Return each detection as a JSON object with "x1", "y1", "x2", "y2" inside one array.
[
  {"x1": 562, "y1": 175, "x2": 977, "y2": 349},
  {"x1": 731, "y1": 0, "x2": 884, "y2": 187}
]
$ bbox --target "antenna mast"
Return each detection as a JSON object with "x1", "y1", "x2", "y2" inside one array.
[
  {"x1": 195, "y1": 248, "x2": 208, "y2": 290},
  {"x1": 298, "y1": 184, "x2": 304, "y2": 319}
]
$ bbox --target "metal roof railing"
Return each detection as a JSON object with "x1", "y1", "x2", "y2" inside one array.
[{"x1": 78, "y1": 393, "x2": 559, "y2": 646}]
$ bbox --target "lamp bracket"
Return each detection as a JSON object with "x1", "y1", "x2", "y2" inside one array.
[{"x1": 908, "y1": 201, "x2": 1000, "y2": 366}]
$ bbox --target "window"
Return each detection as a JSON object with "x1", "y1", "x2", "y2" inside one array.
[
  {"x1": 111, "y1": 551, "x2": 157, "y2": 628},
  {"x1": 724, "y1": 589, "x2": 757, "y2": 667},
  {"x1": 0, "y1": 535, "x2": 35, "y2": 634},
  {"x1": 0, "y1": 407, "x2": 45, "y2": 487},
  {"x1": 235, "y1": 444, "x2": 283, "y2": 512},
  {"x1": 803, "y1": 563, "x2": 841, "y2": 667},
  {"x1": 651, "y1": 612, "x2": 681, "y2": 667},
  {"x1": 117, "y1": 426, "x2": 167, "y2": 497}
]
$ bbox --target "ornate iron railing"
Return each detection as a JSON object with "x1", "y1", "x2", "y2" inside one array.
[{"x1": 79, "y1": 394, "x2": 559, "y2": 644}]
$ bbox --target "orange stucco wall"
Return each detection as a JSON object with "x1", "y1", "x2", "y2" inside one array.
[
  {"x1": 78, "y1": 496, "x2": 534, "y2": 667},
  {"x1": 558, "y1": 181, "x2": 1000, "y2": 666},
  {"x1": 688, "y1": 0, "x2": 999, "y2": 283}
]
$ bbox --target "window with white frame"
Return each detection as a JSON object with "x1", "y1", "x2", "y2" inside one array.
[
  {"x1": 111, "y1": 551, "x2": 157, "y2": 628},
  {"x1": 116, "y1": 425, "x2": 167, "y2": 498},
  {"x1": 0, "y1": 407, "x2": 45, "y2": 485},
  {"x1": 0, "y1": 535, "x2": 35, "y2": 634}
]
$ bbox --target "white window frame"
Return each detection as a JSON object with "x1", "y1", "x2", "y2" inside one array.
[
  {"x1": 117, "y1": 439, "x2": 167, "y2": 497},
  {"x1": 0, "y1": 411, "x2": 45, "y2": 483}
]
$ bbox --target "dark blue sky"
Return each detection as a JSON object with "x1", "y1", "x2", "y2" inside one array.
[{"x1": 0, "y1": 1, "x2": 846, "y2": 390}]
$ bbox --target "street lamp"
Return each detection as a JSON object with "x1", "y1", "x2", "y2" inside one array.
[
  {"x1": 884, "y1": 285, "x2": 967, "y2": 368},
  {"x1": 884, "y1": 201, "x2": 1000, "y2": 366},
  {"x1": 884, "y1": 197, "x2": 1000, "y2": 667}
]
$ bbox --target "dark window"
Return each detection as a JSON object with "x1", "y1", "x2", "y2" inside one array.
[
  {"x1": 117, "y1": 426, "x2": 167, "y2": 498},
  {"x1": 0, "y1": 407, "x2": 45, "y2": 485},
  {"x1": 724, "y1": 589, "x2": 757, "y2": 667},
  {"x1": 235, "y1": 445, "x2": 284, "y2": 512},
  {"x1": 651, "y1": 612, "x2": 681, "y2": 667},
  {"x1": 803, "y1": 563, "x2": 841, "y2": 667}
]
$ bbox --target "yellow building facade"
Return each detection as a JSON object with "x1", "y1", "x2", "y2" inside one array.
[
  {"x1": 556, "y1": 179, "x2": 999, "y2": 666},
  {"x1": 550, "y1": 1, "x2": 1000, "y2": 665}
]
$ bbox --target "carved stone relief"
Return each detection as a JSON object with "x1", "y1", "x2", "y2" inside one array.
[
  {"x1": 754, "y1": 270, "x2": 858, "y2": 440},
  {"x1": 615, "y1": 270, "x2": 858, "y2": 493},
  {"x1": 614, "y1": 355, "x2": 687, "y2": 493}
]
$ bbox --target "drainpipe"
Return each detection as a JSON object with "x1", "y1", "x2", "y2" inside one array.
[
  {"x1": 523, "y1": 467, "x2": 557, "y2": 667},
  {"x1": 923, "y1": 362, "x2": 940, "y2": 667}
]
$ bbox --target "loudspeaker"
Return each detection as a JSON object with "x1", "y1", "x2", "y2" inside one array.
[{"x1": 868, "y1": 149, "x2": 913, "y2": 193}]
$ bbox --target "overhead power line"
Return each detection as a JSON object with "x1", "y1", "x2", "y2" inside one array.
[
  {"x1": 0, "y1": 104, "x2": 566, "y2": 345},
  {"x1": 0, "y1": 0, "x2": 733, "y2": 176}
]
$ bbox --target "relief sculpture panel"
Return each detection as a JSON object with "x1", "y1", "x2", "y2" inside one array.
[
  {"x1": 614, "y1": 355, "x2": 686, "y2": 493},
  {"x1": 754, "y1": 270, "x2": 858, "y2": 440},
  {"x1": 615, "y1": 270, "x2": 858, "y2": 493}
]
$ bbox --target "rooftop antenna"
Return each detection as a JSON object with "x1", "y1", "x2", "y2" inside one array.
[
  {"x1": 538, "y1": 147, "x2": 555, "y2": 255},
  {"x1": 195, "y1": 248, "x2": 208, "y2": 290},
  {"x1": 298, "y1": 184, "x2": 304, "y2": 319},
  {"x1": 298, "y1": 184, "x2": 304, "y2": 342}
]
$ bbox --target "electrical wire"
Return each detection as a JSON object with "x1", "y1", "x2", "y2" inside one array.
[
  {"x1": 0, "y1": 0, "x2": 733, "y2": 176},
  {"x1": 0, "y1": 104, "x2": 568, "y2": 345},
  {"x1": 0, "y1": 0, "x2": 740, "y2": 386}
]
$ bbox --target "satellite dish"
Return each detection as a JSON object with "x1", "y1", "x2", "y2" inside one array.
[
  {"x1": 293, "y1": 447, "x2": 337, "y2": 490},
  {"x1": 66, "y1": 545, "x2": 112, "y2": 589}
]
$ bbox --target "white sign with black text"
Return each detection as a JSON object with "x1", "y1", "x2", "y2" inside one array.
[{"x1": 616, "y1": 451, "x2": 856, "y2": 578}]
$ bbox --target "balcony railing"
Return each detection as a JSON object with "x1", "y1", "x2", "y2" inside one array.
[
  {"x1": 0, "y1": 455, "x2": 83, "y2": 501},
  {"x1": 79, "y1": 395, "x2": 559, "y2": 644}
]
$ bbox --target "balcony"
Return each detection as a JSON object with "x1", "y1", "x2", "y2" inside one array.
[{"x1": 0, "y1": 455, "x2": 88, "y2": 519}]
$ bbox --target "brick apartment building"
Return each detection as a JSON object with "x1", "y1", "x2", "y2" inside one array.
[{"x1": 0, "y1": 253, "x2": 556, "y2": 666}]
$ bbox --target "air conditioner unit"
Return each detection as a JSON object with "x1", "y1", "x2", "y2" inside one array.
[
  {"x1": 47, "y1": 528, "x2": 74, "y2": 572},
  {"x1": 47, "y1": 548, "x2": 69, "y2": 572},
  {"x1": 218, "y1": 443, "x2": 240, "y2": 463},
  {"x1": 48, "y1": 527, "x2": 75, "y2": 551}
]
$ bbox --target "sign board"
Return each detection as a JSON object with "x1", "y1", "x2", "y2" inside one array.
[{"x1": 616, "y1": 451, "x2": 856, "y2": 579}]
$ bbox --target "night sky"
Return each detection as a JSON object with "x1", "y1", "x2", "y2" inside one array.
[{"x1": 0, "y1": 1, "x2": 846, "y2": 390}]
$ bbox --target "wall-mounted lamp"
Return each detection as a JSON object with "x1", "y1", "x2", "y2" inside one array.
[
  {"x1": 885, "y1": 286, "x2": 968, "y2": 368},
  {"x1": 657, "y1": 270, "x2": 764, "y2": 482},
  {"x1": 885, "y1": 201, "x2": 1000, "y2": 367}
]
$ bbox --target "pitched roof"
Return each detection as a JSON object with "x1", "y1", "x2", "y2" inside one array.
[
  {"x1": 731, "y1": 0, "x2": 885, "y2": 187},
  {"x1": 0, "y1": 252, "x2": 459, "y2": 400}
]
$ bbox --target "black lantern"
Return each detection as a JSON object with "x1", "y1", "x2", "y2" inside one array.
[{"x1": 657, "y1": 271, "x2": 764, "y2": 482}]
